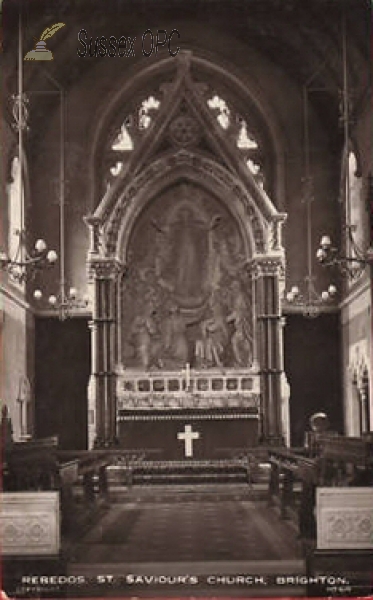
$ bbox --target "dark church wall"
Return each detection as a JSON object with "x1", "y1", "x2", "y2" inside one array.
[
  {"x1": 34, "y1": 313, "x2": 343, "y2": 450},
  {"x1": 35, "y1": 317, "x2": 90, "y2": 450},
  {"x1": 284, "y1": 312, "x2": 343, "y2": 446}
]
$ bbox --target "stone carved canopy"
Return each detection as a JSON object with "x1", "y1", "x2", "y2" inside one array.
[
  {"x1": 85, "y1": 51, "x2": 289, "y2": 446},
  {"x1": 86, "y1": 50, "x2": 286, "y2": 373},
  {"x1": 90, "y1": 52, "x2": 285, "y2": 255}
]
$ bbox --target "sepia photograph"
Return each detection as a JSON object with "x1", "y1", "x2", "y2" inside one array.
[{"x1": 1, "y1": 0, "x2": 372, "y2": 598}]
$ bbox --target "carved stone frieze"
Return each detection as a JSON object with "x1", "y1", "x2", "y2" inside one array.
[
  {"x1": 325, "y1": 511, "x2": 373, "y2": 543},
  {"x1": 317, "y1": 487, "x2": 373, "y2": 550},
  {"x1": 117, "y1": 394, "x2": 260, "y2": 411},
  {"x1": 1, "y1": 492, "x2": 60, "y2": 555},
  {"x1": 116, "y1": 365, "x2": 260, "y2": 390}
]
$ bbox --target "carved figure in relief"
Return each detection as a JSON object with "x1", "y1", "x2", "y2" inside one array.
[
  {"x1": 121, "y1": 184, "x2": 252, "y2": 369},
  {"x1": 176, "y1": 209, "x2": 198, "y2": 296},
  {"x1": 129, "y1": 300, "x2": 162, "y2": 369},
  {"x1": 196, "y1": 296, "x2": 228, "y2": 367},
  {"x1": 162, "y1": 304, "x2": 189, "y2": 366},
  {"x1": 151, "y1": 205, "x2": 221, "y2": 307},
  {"x1": 151, "y1": 220, "x2": 174, "y2": 292},
  {"x1": 226, "y1": 280, "x2": 253, "y2": 367}
]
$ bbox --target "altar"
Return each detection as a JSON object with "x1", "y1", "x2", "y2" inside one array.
[{"x1": 115, "y1": 366, "x2": 260, "y2": 459}]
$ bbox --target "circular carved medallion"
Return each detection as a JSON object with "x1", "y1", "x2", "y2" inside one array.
[{"x1": 168, "y1": 115, "x2": 200, "y2": 147}]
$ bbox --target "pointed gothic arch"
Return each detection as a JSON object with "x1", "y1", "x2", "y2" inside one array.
[
  {"x1": 85, "y1": 51, "x2": 288, "y2": 450},
  {"x1": 89, "y1": 50, "x2": 286, "y2": 212},
  {"x1": 105, "y1": 152, "x2": 274, "y2": 262}
]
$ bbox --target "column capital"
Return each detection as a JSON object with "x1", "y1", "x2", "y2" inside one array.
[
  {"x1": 87, "y1": 257, "x2": 126, "y2": 280},
  {"x1": 248, "y1": 255, "x2": 285, "y2": 278}
]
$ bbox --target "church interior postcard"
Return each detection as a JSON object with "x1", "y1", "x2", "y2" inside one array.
[{"x1": 1, "y1": 0, "x2": 372, "y2": 597}]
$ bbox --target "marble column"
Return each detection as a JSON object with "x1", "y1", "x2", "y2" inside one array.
[
  {"x1": 252, "y1": 257, "x2": 285, "y2": 445},
  {"x1": 87, "y1": 257, "x2": 122, "y2": 447},
  {"x1": 85, "y1": 215, "x2": 125, "y2": 446}
]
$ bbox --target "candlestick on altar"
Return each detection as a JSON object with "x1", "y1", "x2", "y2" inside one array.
[{"x1": 183, "y1": 362, "x2": 191, "y2": 390}]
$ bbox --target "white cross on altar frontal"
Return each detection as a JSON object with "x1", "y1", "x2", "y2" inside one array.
[{"x1": 177, "y1": 424, "x2": 200, "y2": 458}]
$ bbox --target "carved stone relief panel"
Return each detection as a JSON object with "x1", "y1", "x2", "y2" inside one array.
[
  {"x1": 1, "y1": 492, "x2": 60, "y2": 555},
  {"x1": 317, "y1": 487, "x2": 373, "y2": 550},
  {"x1": 120, "y1": 182, "x2": 254, "y2": 370}
]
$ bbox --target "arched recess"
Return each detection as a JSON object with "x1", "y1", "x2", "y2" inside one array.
[{"x1": 85, "y1": 52, "x2": 288, "y2": 451}]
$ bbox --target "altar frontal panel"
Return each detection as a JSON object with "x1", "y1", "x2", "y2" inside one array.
[{"x1": 117, "y1": 409, "x2": 259, "y2": 459}]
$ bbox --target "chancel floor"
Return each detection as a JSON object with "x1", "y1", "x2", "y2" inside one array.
[
  {"x1": 66, "y1": 485, "x2": 307, "y2": 596},
  {"x1": 69, "y1": 485, "x2": 303, "y2": 563}
]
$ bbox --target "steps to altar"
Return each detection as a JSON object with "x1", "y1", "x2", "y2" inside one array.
[
  {"x1": 108, "y1": 483, "x2": 268, "y2": 506},
  {"x1": 106, "y1": 452, "x2": 271, "y2": 488},
  {"x1": 108, "y1": 458, "x2": 251, "y2": 486}
]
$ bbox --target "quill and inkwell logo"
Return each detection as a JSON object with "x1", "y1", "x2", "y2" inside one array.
[{"x1": 24, "y1": 23, "x2": 65, "y2": 61}]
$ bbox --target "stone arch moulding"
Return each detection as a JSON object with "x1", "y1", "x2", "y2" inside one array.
[
  {"x1": 88, "y1": 50, "x2": 286, "y2": 211},
  {"x1": 98, "y1": 150, "x2": 286, "y2": 264}
]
